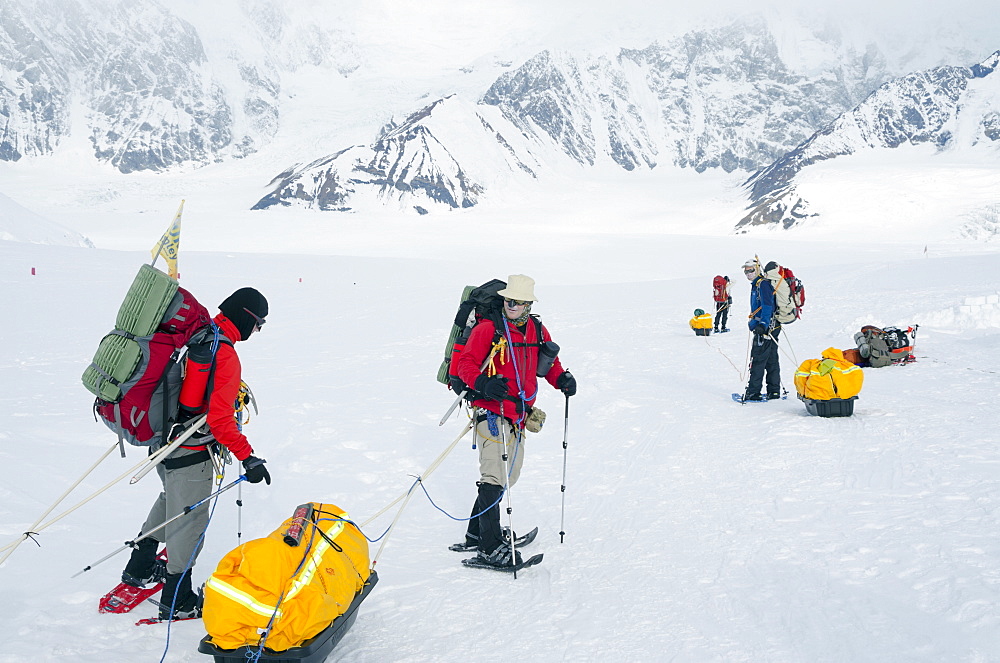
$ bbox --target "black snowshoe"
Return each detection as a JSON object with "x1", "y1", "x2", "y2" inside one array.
[{"x1": 462, "y1": 542, "x2": 543, "y2": 573}]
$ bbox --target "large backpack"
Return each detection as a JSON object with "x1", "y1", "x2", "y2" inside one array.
[
  {"x1": 854, "y1": 325, "x2": 914, "y2": 367},
  {"x1": 437, "y1": 279, "x2": 507, "y2": 395},
  {"x1": 437, "y1": 279, "x2": 545, "y2": 399},
  {"x1": 881, "y1": 326, "x2": 914, "y2": 361},
  {"x1": 82, "y1": 264, "x2": 213, "y2": 447},
  {"x1": 764, "y1": 263, "x2": 805, "y2": 324},
  {"x1": 712, "y1": 275, "x2": 727, "y2": 303},
  {"x1": 854, "y1": 325, "x2": 892, "y2": 367}
]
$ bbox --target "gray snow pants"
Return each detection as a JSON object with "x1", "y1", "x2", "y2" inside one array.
[
  {"x1": 141, "y1": 447, "x2": 213, "y2": 575},
  {"x1": 475, "y1": 412, "x2": 525, "y2": 488}
]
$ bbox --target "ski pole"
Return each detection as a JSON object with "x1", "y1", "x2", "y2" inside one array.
[
  {"x1": 499, "y1": 404, "x2": 518, "y2": 578},
  {"x1": 129, "y1": 414, "x2": 208, "y2": 484},
  {"x1": 742, "y1": 327, "x2": 754, "y2": 387},
  {"x1": 236, "y1": 481, "x2": 243, "y2": 545},
  {"x1": 71, "y1": 476, "x2": 246, "y2": 578},
  {"x1": 559, "y1": 394, "x2": 570, "y2": 543},
  {"x1": 0, "y1": 439, "x2": 120, "y2": 567}
]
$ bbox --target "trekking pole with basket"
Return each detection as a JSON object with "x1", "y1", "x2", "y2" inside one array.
[
  {"x1": 498, "y1": 402, "x2": 519, "y2": 577},
  {"x1": 72, "y1": 475, "x2": 246, "y2": 578},
  {"x1": 559, "y1": 394, "x2": 570, "y2": 543}
]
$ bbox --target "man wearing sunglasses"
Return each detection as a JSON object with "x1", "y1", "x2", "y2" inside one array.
[
  {"x1": 742, "y1": 259, "x2": 781, "y2": 402},
  {"x1": 121, "y1": 287, "x2": 272, "y2": 621},
  {"x1": 452, "y1": 274, "x2": 576, "y2": 570}
]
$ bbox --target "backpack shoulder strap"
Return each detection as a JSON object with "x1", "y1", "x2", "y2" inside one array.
[
  {"x1": 196, "y1": 324, "x2": 236, "y2": 408},
  {"x1": 507, "y1": 314, "x2": 544, "y2": 348}
]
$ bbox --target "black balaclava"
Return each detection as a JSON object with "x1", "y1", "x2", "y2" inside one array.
[{"x1": 219, "y1": 287, "x2": 268, "y2": 341}]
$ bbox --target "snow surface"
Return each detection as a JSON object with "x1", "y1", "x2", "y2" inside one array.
[
  {"x1": 0, "y1": 192, "x2": 92, "y2": 248},
  {"x1": 1, "y1": 192, "x2": 1000, "y2": 663}
]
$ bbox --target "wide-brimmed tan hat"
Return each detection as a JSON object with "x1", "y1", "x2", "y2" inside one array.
[{"x1": 497, "y1": 274, "x2": 538, "y2": 302}]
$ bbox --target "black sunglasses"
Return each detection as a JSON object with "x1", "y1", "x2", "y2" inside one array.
[
  {"x1": 243, "y1": 307, "x2": 266, "y2": 331},
  {"x1": 504, "y1": 298, "x2": 529, "y2": 307}
]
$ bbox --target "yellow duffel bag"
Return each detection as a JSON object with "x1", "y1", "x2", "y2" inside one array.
[
  {"x1": 794, "y1": 347, "x2": 864, "y2": 401},
  {"x1": 203, "y1": 502, "x2": 370, "y2": 652}
]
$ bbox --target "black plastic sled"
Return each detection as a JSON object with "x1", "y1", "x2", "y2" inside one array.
[
  {"x1": 799, "y1": 395, "x2": 857, "y2": 418},
  {"x1": 198, "y1": 571, "x2": 378, "y2": 663}
]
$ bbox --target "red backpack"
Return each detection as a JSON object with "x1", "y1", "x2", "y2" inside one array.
[
  {"x1": 712, "y1": 275, "x2": 727, "y2": 302},
  {"x1": 84, "y1": 266, "x2": 214, "y2": 447},
  {"x1": 780, "y1": 266, "x2": 806, "y2": 320}
]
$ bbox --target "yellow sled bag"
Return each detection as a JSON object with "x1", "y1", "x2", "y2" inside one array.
[
  {"x1": 794, "y1": 348, "x2": 864, "y2": 401},
  {"x1": 203, "y1": 502, "x2": 370, "y2": 652}
]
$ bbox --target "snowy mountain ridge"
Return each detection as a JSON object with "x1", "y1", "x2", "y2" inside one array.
[
  {"x1": 0, "y1": 5, "x2": 982, "y2": 178},
  {"x1": 738, "y1": 50, "x2": 1000, "y2": 231},
  {"x1": 253, "y1": 18, "x2": 908, "y2": 214},
  {"x1": 1, "y1": 1, "x2": 998, "y2": 239},
  {"x1": 0, "y1": 0, "x2": 341, "y2": 171}
]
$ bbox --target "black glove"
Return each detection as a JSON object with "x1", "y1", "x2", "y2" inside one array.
[
  {"x1": 242, "y1": 455, "x2": 271, "y2": 485},
  {"x1": 474, "y1": 374, "x2": 509, "y2": 401},
  {"x1": 557, "y1": 370, "x2": 577, "y2": 397},
  {"x1": 753, "y1": 325, "x2": 769, "y2": 337}
]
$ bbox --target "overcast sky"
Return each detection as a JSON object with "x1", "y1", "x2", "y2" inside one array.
[{"x1": 327, "y1": 0, "x2": 999, "y2": 78}]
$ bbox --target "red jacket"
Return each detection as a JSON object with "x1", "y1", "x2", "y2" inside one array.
[
  {"x1": 201, "y1": 314, "x2": 253, "y2": 461},
  {"x1": 455, "y1": 316, "x2": 564, "y2": 426}
]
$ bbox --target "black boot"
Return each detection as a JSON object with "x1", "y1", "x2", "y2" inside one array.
[
  {"x1": 460, "y1": 489, "x2": 484, "y2": 549},
  {"x1": 475, "y1": 482, "x2": 505, "y2": 555},
  {"x1": 158, "y1": 571, "x2": 202, "y2": 620},
  {"x1": 121, "y1": 538, "x2": 164, "y2": 588}
]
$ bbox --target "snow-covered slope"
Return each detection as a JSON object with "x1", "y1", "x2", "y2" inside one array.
[
  {"x1": 739, "y1": 51, "x2": 1000, "y2": 232},
  {"x1": 0, "y1": 191, "x2": 93, "y2": 247},
  {"x1": 0, "y1": 222, "x2": 998, "y2": 662}
]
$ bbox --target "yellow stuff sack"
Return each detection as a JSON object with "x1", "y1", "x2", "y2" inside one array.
[
  {"x1": 203, "y1": 502, "x2": 370, "y2": 652},
  {"x1": 794, "y1": 347, "x2": 864, "y2": 401},
  {"x1": 689, "y1": 313, "x2": 713, "y2": 330}
]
